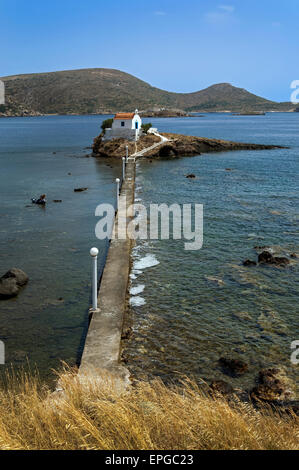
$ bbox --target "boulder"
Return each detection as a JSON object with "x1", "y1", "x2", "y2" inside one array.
[
  {"x1": 186, "y1": 174, "x2": 196, "y2": 179},
  {"x1": 258, "y1": 251, "x2": 273, "y2": 263},
  {"x1": 250, "y1": 368, "x2": 295, "y2": 403},
  {"x1": 0, "y1": 278, "x2": 19, "y2": 299},
  {"x1": 243, "y1": 259, "x2": 257, "y2": 267},
  {"x1": 219, "y1": 357, "x2": 249, "y2": 377},
  {"x1": 258, "y1": 251, "x2": 290, "y2": 266},
  {"x1": 2, "y1": 268, "x2": 29, "y2": 286},
  {"x1": 273, "y1": 256, "x2": 290, "y2": 266},
  {"x1": 74, "y1": 187, "x2": 88, "y2": 192},
  {"x1": 158, "y1": 144, "x2": 177, "y2": 157},
  {"x1": 0, "y1": 268, "x2": 29, "y2": 299},
  {"x1": 209, "y1": 380, "x2": 234, "y2": 395}
]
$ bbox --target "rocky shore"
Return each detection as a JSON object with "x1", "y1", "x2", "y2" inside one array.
[
  {"x1": 92, "y1": 131, "x2": 286, "y2": 158},
  {"x1": 139, "y1": 109, "x2": 193, "y2": 118}
]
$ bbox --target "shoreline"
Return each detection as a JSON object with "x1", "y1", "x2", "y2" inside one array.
[
  {"x1": 1, "y1": 110, "x2": 297, "y2": 119},
  {"x1": 92, "y1": 131, "x2": 288, "y2": 159}
]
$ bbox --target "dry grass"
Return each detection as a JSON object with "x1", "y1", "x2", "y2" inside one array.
[{"x1": 0, "y1": 367, "x2": 298, "y2": 450}]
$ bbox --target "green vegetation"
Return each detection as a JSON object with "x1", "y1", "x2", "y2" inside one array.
[
  {"x1": 101, "y1": 118, "x2": 113, "y2": 132},
  {"x1": 0, "y1": 68, "x2": 295, "y2": 116},
  {"x1": 141, "y1": 122, "x2": 152, "y2": 134}
]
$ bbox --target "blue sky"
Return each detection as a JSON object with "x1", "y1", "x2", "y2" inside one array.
[{"x1": 1, "y1": 0, "x2": 298, "y2": 101}]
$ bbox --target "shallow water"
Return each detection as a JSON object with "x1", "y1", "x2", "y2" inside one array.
[
  {"x1": 126, "y1": 113, "x2": 299, "y2": 393},
  {"x1": 0, "y1": 113, "x2": 298, "y2": 392},
  {"x1": 0, "y1": 115, "x2": 120, "y2": 383}
]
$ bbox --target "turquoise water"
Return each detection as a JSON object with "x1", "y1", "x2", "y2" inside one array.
[
  {"x1": 0, "y1": 115, "x2": 119, "y2": 382},
  {"x1": 126, "y1": 113, "x2": 299, "y2": 393}
]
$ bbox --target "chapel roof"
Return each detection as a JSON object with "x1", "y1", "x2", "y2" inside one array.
[{"x1": 114, "y1": 112, "x2": 135, "y2": 120}]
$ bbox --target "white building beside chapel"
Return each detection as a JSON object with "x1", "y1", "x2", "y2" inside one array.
[{"x1": 103, "y1": 109, "x2": 142, "y2": 141}]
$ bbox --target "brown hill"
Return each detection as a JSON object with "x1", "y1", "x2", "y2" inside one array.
[{"x1": 0, "y1": 68, "x2": 294, "y2": 116}]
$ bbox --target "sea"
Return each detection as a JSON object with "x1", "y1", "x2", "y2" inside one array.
[{"x1": 0, "y1": 113, "x2": 298, "y2": 391}]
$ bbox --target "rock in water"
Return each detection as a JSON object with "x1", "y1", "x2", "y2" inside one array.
[
  {"x1": 209, "y1": 380, "x2": 234, "y2": 395},
  {"x1": 243, "y1": 259, "x2": 257, "y2": 267},
  {"x1": 258, "y1": 251, "x2": 290, "y2": 266},
  {"x1": 0, "y1": 268, "x2": 29, "y2": 299},
  {"x1": 0, "y1": 278, "x2": 19, "y2": 299},
  {"x1": 2, "y1": 268, "x2": 29, "y2": 286},
  {"x1": 219, "y1": 357, "x2": 249, "y2": 377},
  {"x1": 258, "y1": 251, "x2": 273, "y2": 263},
  {"x1": 186, "y1": 174, "x2": 196, "y2": 179},
  {"x1": 74, "y1": 187, "x2": 88, "y2": 192},
  {"x1": 273, "y1": 256, "x2": 290, "y2": 266},
  {"x1": 250, "y1": 368, "x2": 295, "y2": 402}
]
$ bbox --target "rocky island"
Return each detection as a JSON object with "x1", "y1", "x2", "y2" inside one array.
[{"x1": 92, "y1": 131, "x2": 286, "y2": 159}]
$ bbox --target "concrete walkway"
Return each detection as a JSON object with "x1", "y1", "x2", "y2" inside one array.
[
  {"x1": 79, "y1": 132, "x2": 168, "y2": 387},
  {"x1": 79, "y1": 161, "x2": 135, "y2": 387},
  {"x1": 132, "y1": 131, "x2": 168, "y2": 158}
]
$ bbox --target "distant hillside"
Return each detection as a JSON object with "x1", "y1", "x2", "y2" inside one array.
[{"x1": 0, "y1": 68, "x2": 295, "y2": 116}]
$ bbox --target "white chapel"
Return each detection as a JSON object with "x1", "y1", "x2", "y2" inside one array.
[{"x1": 103, "y1": 109, "x2": 142, "y2": 141}]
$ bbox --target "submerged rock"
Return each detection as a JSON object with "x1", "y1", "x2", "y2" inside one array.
[
  {"x1": 0, "y1": 278, "x2": 19, "y2": 299},
  {"x1": 258, "y1": 250, "x2": 290, "y2": 266},
  {"x1": 243, "y1": 259, "x2": 257, "y2": 267},
  {"x1": 250, "y1": 367, "x2": 295, "y2": 403},
  {"x1": 205, "y1": 276, "x2": 225, "y2": 286},
  {"x1": 273, "y1": 256, "x2": 290, "y2": 266},
  {"x1": 186, "y1": 173, "x2": 196, "y2": 179},
  {"x1": 219, "y1": 357, "x2": 249, "y2": 377},
  {"x1": 0, "y1": 268, "x2": 29, "y2": 299},
  {"x1": 258, "y1": 251, "x2": 273, "y2": 263},
  {"x1": 209, "y1": 380, "x2": 234, "y2": 395},
  {"x1": 74, "y1": 187, "x2": 88, "y2": 192},
  {"x1": 233, "y1": 311, "x2": 253, "y2": 322},
  {"x1": 12, "y1": 350, "x2": 28, "y2": 362}
]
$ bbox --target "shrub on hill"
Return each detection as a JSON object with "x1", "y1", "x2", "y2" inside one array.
[{"x1": 141, "y1": 123, "x2": 152, "y2": 134}]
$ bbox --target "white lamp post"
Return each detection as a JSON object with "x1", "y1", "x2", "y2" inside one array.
[
  {"x1": 115, "y1": 178, "x2": 120, "y2": 212},
  {"x1": 90, "y1": 247, "x2": 99, "y2": 311}
]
